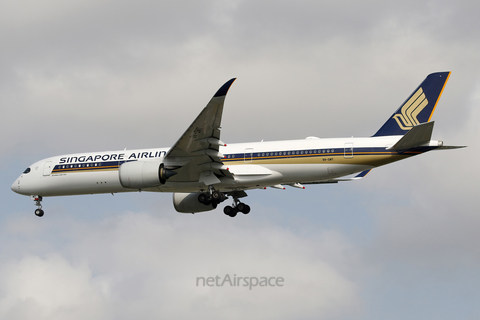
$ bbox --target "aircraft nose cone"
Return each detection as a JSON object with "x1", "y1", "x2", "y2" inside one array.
[{"x1": 11, "y1": 178, "x2": 20, "y2": 194}]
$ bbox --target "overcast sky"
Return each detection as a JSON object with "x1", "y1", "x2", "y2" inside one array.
[{"x1": 1, "y1": 0, "x2": 479, "y2": 319}]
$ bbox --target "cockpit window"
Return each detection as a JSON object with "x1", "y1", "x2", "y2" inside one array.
[{"x1": 23, "y1": 168, "x2": 31, "y2": 174}]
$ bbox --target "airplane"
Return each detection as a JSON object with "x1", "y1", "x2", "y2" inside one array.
[{"x1": 11, "y1": 72, "x2": 464, "y2": 217}]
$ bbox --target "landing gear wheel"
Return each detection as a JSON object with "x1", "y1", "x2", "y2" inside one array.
[
  {"x1": 224, "y1": 205, "x2": 233, "y2": 216},
  {"x1": 223, "y1": 205, "x2": 237, "y2": 217},
  {"x1": 241, "y1": 205, "x2": 250, "y2": 214},
  {"x1": 204, "y1": 195, "x2": 213, "y2": 205},
  {"x1": 236, "y1": 203, "x2": 250, "y2": 214},
  {"x1": 200, "y1": 189, "x2": 226, "y2": 206},
  {"x1": 34, "y1": 209, "x2": 44, "y2": 217},
  {"x1": 237, "y1": 203, "x2": 245, "y2": 212},
  {"x1": 198, "y1": 193, "x2": 207, "y2": 204},
  {"x1": 212, "y1": 190, "x2": 221, "y2": 201}
]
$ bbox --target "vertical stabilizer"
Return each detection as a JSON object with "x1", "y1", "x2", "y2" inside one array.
[{"x1": 373, "y1": 72, "x2": 450, "y2": 137}]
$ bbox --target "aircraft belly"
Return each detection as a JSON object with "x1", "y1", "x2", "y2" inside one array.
[
  {"x1": 153, "y1": 171, "x2": 279, "y2": 192},
  {"x1": 262, "y1": 163, "x2": 372, "y2": 182},
  {"x1": 154, "y1": 163, "x2": 372, "y2": 192}
]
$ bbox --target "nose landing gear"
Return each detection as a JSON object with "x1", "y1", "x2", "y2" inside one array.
[{"x1": 31, "y1": 195, "x2": 44, "y2": 217}]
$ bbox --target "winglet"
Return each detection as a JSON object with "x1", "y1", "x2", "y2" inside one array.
[{"x1": 214, "y1": 78, "x2": 236, "y2": 97}]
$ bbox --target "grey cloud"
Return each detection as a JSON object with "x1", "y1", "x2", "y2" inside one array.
[
  {"x1": 0, "y1": 254, "x2": 109, "y2": 320},
  {"x1": 0, "y1": 212, "x2": 363, "y2": 320}
]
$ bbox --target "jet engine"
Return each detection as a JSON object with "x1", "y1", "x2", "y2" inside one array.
[
  {"x1": 119, "y1": 160, "x2": 176, "y2": 189},
  {"x1": 173, "y1": 192, "x2": 216, "y2": 213}
]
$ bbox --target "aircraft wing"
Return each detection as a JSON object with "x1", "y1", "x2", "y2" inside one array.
[{"x1": 163, "y1": 79, "x2": 236, "y2": 185}]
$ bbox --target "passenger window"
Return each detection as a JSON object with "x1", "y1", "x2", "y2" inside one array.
[{"x1": 23, "y1": 168, "x2": 31, "y2": 174}]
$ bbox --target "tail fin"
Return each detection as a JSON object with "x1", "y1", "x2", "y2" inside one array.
[{"x1": 373, "y1": 72, "x2": 451, "y2": 137}]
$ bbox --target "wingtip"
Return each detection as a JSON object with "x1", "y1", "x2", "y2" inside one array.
[{"x1": 214, "y1": 78, "x2": 236, "y2": 97}]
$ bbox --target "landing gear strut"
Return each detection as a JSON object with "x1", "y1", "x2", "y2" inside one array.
[{"x1": 31, "y1": 195, "x2": 44, "y2": 217}]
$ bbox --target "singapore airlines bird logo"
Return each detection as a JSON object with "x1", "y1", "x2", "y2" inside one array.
[{"x1": 393, "y1": 88, "x2": 428, "y2": 130}]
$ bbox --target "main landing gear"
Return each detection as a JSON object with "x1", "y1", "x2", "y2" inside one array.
[
  {"x1": 223, "y1": 202, "x2": 250, "y2": 217},
  {"x1": 197, "y1": 190, "x2": 227, "y2": 209},
  {"x1": 224, "y1": 190, "x2": 250, "y2": 217},
  {"x1": 197, "y1": 189, "x2": 251, "y2": 217},
  {"x1": 31, "y1": 195, "x2": 44, "y2": 217}
]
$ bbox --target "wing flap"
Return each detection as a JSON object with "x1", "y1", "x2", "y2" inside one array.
[{"x1": 227, "y1": 165, "x2": 273, "y2": 176}]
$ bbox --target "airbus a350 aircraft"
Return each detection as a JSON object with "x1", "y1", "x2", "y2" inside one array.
[{"x1": 12, "y1": 72, "x2": 464, "y2": 217}]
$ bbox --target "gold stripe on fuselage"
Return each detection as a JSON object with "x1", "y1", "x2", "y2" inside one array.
[
  {"x1": 52, "y1": 166, "x2": 119, "y2": 174},
  {"x1": 223, "y1": 152, "x2": 418, "y2": 167}
]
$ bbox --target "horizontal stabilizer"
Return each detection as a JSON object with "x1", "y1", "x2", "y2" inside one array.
[
  {"x1": 388, "y1": 121, "x2": 434, "y2": 151},
  {"x1": 437, "y1": 145, "x2": 467, "y2": 150}
]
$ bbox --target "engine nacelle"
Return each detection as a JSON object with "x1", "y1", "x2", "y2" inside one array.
[
  {"x1": 119, "y1": 160, "x2": 175, "y2": 189},
  {"x1": 173, "y1": 192, "x2": 216, "y2": 213}
]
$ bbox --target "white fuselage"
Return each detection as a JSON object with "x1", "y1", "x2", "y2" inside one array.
[{"x1": 12, "y1": 135, "x2": 427, "y2": 198}]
